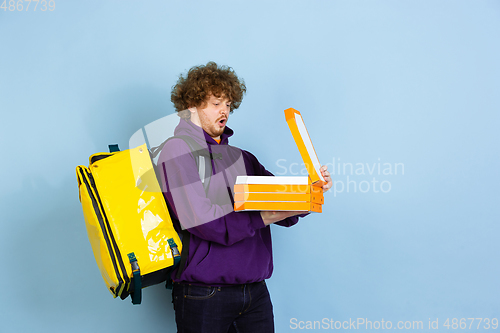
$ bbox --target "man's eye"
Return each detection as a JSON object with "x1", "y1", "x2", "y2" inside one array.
[{"x1": 214, "y1": 103, "x2": 219, "y2": 106}]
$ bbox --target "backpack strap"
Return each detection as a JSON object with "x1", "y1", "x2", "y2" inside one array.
[
  {"x1": 149, "y1": 135, "x2": 215, "y2": 281},
  {"x1": 173, "y1": 135, "x2": 213, "y2": 194},
  {"x1": 175, "y1": 229, "x2": 191, "y2": 280},
  {"x1": 127, "y1": 253, "x2": 142, "y2": 305},
  {"x1": 150, "y1": 136, "x2": 213, "y2": 194}
]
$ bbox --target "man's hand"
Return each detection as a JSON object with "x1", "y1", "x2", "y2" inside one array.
[
  {"x1": 260, "y1": 211, "x2": 302, "y2": 226},
  {"x1": 320, "y1": 165, "x2": 332, "y2": 193},
  {"x1": 260, "y1": 166, "x2": 331, "y2": 225}
]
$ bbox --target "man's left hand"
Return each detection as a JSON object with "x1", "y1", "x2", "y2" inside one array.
[{"x1": 320, "y1": 165, "x2": 332, "y2": 193}]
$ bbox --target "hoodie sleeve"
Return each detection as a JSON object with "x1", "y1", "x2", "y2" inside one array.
[{"x1": 158, "y1": 139, "x2": 268, "y2": 246}]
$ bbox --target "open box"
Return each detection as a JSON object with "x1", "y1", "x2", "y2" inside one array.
[{"x1": 234, "y1": 108, "x2": 326, "y2": 213}]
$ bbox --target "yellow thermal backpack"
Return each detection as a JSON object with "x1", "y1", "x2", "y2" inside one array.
[{"x1": 76, "y1": 138, "x2": 212, "y2": 305}]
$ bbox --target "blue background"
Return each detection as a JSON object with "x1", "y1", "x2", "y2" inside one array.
[{"x1": 1, "y1": 1, "x2": 499, "y2": 332}]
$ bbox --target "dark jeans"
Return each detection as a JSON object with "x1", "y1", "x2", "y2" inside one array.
[{"x1": 172, "y1": 280, "x2": 274, "y2": 333}]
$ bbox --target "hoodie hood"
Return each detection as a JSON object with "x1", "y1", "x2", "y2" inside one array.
[{"x1": 174, "y1": 118, "x2": 234, "y2": 147}]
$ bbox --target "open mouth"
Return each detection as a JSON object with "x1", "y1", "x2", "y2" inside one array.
[{"x1": 218, "y1": 118, "x2": 227, "y2": 126}]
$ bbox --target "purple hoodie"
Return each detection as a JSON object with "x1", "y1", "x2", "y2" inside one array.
[{"x1": 157, "y1": 118, "x2": 302, "y2": 286}]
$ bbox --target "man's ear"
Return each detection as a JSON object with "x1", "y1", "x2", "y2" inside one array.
[{"x1": 188, "y1": 106, "x2": 197, "y2": 114}]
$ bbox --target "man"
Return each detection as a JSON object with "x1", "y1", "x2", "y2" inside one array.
[{"x1": 158, "y1": 62, "x2": 332, "y2": 333}]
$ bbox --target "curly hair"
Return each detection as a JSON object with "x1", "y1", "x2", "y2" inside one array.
[{"x1": 171, "y1": 62, "x2": 246, "y2": 119}]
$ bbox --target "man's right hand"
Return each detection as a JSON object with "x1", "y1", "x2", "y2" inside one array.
[{"x1": 260, "y1": 211, "x2": 302, "y2": 226}]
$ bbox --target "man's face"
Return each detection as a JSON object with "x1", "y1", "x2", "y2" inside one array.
[{"x1": 191, "y1": 95, "x2": 231, "y2": 140}]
